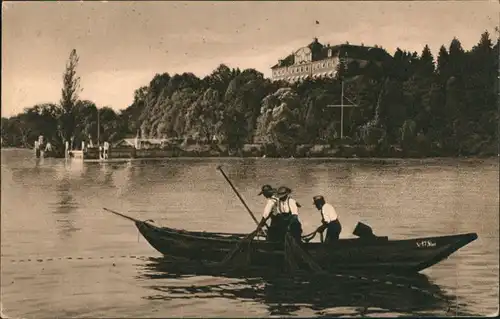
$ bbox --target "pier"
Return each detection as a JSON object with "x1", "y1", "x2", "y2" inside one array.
[
  {"x1": 66, "y1": 138, "x2": 177, "y2": 161},
  {"x1": 34, "y1": 136, "x2": 178, "y2": 161}
]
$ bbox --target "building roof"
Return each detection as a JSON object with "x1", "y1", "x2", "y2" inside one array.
[
  {"x1": 271, "y1": 53, "x2": 295, "y2": 69},
  {"x1": 324, "y1": 44, "x2": 392, "y2": 61},
  {"x1": 271, "y1": 38, "x2": 392, "y2": 69},
  {"x1": 113, "y1": 138, "x2": 173, "y2": 148}
]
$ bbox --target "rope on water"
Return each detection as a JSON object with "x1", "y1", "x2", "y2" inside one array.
[
  {"x1": 3, "y1": 254, "x2": 454, "y2": 313},
  {"x1": 296, "y1": 271, "x2": 454, "y2": 313},
  {"x1": 3, "y1": 255, "x2": 151, "y2": 264}
]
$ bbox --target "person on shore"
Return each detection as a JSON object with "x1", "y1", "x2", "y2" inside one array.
[{"x1": 312, "y1": 195, "x2": 342, "y2": 244}]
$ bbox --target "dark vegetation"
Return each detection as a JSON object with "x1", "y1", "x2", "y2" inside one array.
[{"x1": 1, "y1": 31, "x2": 498, "y2": 158}]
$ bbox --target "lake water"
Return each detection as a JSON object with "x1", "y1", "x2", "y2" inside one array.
[{"x1": 1, "y1": 149, "x2": 498, "y2": 318}]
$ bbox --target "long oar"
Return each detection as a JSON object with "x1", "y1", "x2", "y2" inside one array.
[
  {"x1": 217, "y1": 214, "x2": 272, "y2": 266},
  {"x1": 216, "y1": 165, "x2": 268, "y2": 232}
]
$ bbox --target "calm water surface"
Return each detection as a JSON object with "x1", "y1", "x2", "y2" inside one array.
[{"x1": 1, "y1": 149, "x2": 498, "y2": 318}]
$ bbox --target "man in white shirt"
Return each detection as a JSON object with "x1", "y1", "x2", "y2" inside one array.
[
  {"x1": 258, "y1": 184, "x2": 279, "y2": 241},
  {"x1": 313, "y1": 195, "x2": 342, "y2": 244},
  {"x1": 258, "y1": 185, "x2": 303, "y2": 243}
]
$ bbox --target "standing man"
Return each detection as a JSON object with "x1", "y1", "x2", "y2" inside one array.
[
  {"x1": 277, "y1": 186, "x2": 303, "y2": 243},
  {"x1": 274, "y1": 186, "x2": 302, "y2": 242},
  {"x1": 312, "y1": 195, "x2": 342, "y2": 244},
  {"x1": 257, "y1": 185, "x2": 304, "y2": 243},
  {"x1": 257, "y1": 185, "x2": 303, "y2": 243},
  {"x1": 258, "y1": 184, "x2": 279, "y2": 241}
]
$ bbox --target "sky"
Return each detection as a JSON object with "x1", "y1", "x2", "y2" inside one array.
[{"x1": 2, "y1": 1, "x2": 498, "y2": 117}]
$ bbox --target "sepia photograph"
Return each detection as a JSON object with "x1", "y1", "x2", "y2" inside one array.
[{"x1": 1, "y1": 0, "x2": 499, "y2": 318}]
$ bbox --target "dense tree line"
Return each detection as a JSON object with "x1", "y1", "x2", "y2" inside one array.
[{"x1": 2, "y1": 31, "x2": 498, "y2": 157}]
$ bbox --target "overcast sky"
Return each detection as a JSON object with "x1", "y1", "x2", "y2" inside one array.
[{"x1": 2, "y1": 1, "x2": 498, "y2": 117}]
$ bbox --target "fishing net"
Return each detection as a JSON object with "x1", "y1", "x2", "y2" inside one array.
[
  {"x1": 284, "y1": 232, "x2": 324, "y2": 274},
  {"x1": 216, "y1": 228, "x2": 324, "y2": 275}
]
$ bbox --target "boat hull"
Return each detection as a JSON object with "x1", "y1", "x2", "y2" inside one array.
[{"x1": 135, "y1": 221, "x2": 477, "y2": 274}]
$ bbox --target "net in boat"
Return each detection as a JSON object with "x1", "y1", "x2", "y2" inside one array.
[
  {"x1": 283, "y1": 232, "x2": 324, "y2": 274},
  {"x1": 216, "y1": 229, "x2": 324, "y2": 274}
]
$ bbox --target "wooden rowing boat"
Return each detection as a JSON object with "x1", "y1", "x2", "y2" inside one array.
[{"x1": 132, "y1": 219, "x2": 477, "y2": 274}]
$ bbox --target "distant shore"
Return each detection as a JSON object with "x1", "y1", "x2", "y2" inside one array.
[{"x1": 2, "y1": 145, "x2": 497, "y2": 163}]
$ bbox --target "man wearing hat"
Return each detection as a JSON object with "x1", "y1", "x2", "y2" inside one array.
[
  {"x1": 258, "y1": 185, "x2": 303, "y2": 243},
  {"x1": 312, "y1": 195, "x2": 342, "y2": 244},
  {"x1": 258, "y1": 184, "x2": 279, "y2": 241}
]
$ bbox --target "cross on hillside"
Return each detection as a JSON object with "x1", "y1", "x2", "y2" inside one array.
[
  {"x1": 327, "y1": 53, "x2": 358, "y2": 139},
  {"x1": 326, "y1": 82, "x2": 358, "y2": 139}
]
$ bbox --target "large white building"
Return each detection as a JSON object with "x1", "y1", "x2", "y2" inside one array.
[{"x1": 271, "y1": 38, "x2": 392, "y2": 82}]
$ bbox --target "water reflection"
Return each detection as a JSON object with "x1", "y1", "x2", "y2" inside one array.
[
  {"x1": 1, "y1": 150, "x2": 497, "y2": 317},
  {"x1": 47, "y1": 162, "x2": 83, "y2": 240},
  {"x1": 296, "y1": 163, "x2": 318, "y2": 188},
  {"x1": 111, "y1": 161, "x2": 134, "y2": 197},
  {"x1": 326, "y1": 163, "x2": 354, "y2": 184},
  {"x1": 236, "y1": 159, "x2": 258, "y2": 183},
  {"x1": 138, "y1": 257, "x2": 472, "y2": 317},
  {"x1": 129, "y1": 160, "x2": 184, "y2": 185},
  {"x1": 95, "y1": 162, "x2": 114, "y2": 186}
]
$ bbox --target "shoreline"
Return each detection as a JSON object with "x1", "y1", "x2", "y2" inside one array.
[{"x1": 2, "y1": 147, "x2": 497, "y2": 164}]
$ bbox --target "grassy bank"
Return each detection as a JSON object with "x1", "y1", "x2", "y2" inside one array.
[{"x1": 170, "y1": 142, "x2": 498, "y2": 159}]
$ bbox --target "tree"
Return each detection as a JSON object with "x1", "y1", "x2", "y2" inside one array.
[
  {"x1": 447, "y1": 38, "x2": 466, "y2": 79},
  {"x1": 436, "y1": 45, "x2": 449, "y2": 79},
  {"x1": 418, "y1": 45, "x2": 435, "y2": 76},
  {"x1": 203, "y1": 64, "x2": 239, "y2": 97},
  {"x1": 58, "y1": 49, "x2": 81, "y2": 148},
  {"x1": 4, "y1": 31, "x2": 496, "y2": 158}
]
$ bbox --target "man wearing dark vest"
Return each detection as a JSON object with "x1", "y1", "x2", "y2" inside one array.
[{"x1": 258, "y1": 185, "x2": 303, "y2": 243}]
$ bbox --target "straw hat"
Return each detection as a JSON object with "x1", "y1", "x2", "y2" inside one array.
[
  {"x1": 313, "y1": 195, "x2": 326, "y2": 206},
  {"x1": 313, "y1": 195, "x2": 325, "y2": 202},
  {"x1": 276, "y1": 186, "x2": 292, "y2": 198},
  {"x1": 258, "y1": 184, "x2": 275, "y2": 196}
]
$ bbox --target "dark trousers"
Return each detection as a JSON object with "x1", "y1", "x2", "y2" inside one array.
[
  {"x1": 324, "y1": 219, "x2": 342, "y2": 244},
  {"x1": 267, "y1": 213, "x2": 302, "y2": 243},
  {"x1": 267, "y1": 216, "x2": 281, "y2": 242}
]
